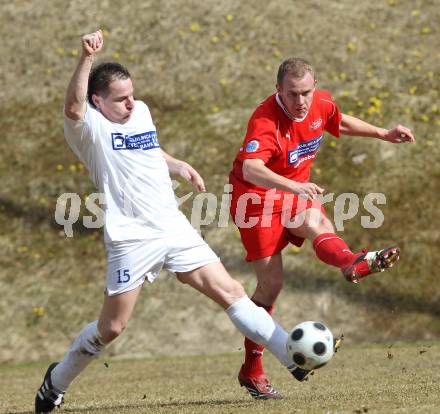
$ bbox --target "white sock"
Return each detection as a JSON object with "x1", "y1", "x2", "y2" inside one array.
[
  {"x1": 226, "y1": 295, "x2": 290, "y2": 366},
  {"x1": 51, "y1": 321, "x2": 105, "y2": 392}
]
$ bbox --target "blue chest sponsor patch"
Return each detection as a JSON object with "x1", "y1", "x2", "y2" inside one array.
[
  {"x1": 112, "y1": 131, "x2": 160, "y2": 151},
  {"x1": 288, "y1": 134, "x2": 323, "y2": 166}
]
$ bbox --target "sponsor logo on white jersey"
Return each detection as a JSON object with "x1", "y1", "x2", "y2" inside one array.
[{"x1": 111, "y1": 131, "x2": 159, "y2": 151}]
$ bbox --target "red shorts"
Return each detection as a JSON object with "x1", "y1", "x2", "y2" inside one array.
[{"x1": 230, "y1": 195, "x2": 326, "y2": 262}]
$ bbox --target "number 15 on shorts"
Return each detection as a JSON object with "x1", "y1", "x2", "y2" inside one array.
[{"x1": 117, "y1": 268, "x2": 131, "y2": 284}]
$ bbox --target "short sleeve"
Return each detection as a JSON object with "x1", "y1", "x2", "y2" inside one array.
[
  {"x1": 63, "y1": 103, "x2": 96, "y2": 163},
  {"x1": 322, "y1": 94, "x2": 342, "y2": 138},
  {"x1": 237, "y1": 114, "x2": 281, "y2": 164}
]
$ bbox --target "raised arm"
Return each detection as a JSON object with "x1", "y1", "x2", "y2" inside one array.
[
  {"x1": 65, "y1": 29, "x2": 103, "y2": 121},
  {"x1": 339, "y1": 113, "x2": 415, "y2": 144}
]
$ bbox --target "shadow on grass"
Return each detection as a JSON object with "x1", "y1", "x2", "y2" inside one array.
[
  {"x1": 0, "y1": 196, "x2": 98, "y2": 236},
  {"x1": 5, "y1": 398, "x2": 252, "y2": 414}
]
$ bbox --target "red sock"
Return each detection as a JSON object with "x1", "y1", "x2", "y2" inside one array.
[
  {"x1": 241, "y1": 300, "x2": 274, "y2": 378},
  {"x1": 312, "y1": 233, "x2": 355, "y2": 269}
]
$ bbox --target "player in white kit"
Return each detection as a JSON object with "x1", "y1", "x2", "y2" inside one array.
[{"x1": 34, "y1": 29, "x2": 305, "y2": 413}]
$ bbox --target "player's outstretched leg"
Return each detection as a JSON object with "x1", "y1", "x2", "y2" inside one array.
[
  {"x1": 311, "y1": 232, "x2": 400, "y2": 283},
  {"x1": 342, "y1": 246, "x2": 400, "y2": 283},
  {"x1": 176, "y1": 263, "x2": 308, "y2": 392}
]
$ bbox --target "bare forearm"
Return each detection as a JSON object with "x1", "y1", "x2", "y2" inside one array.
[
  {"x1": 244, "y1": 163, "x2": 295, "y2": 192},
  {"x1": 340, "y1": 113, "x2": 387, "y2": 139},
  {"x1": 161, "y1": 150, "x2": 186, "y2": 174},
  {"x1": 242, "y1": 159, "x2": 324, "y2": 199},
  {"x1": 65, "y1": 54, "x2": 94, "y2": 120}
]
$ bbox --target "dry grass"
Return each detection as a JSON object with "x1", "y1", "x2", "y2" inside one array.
[
  {"x1": 2, "y1": 341, "x2": 440, "y2": 414},
  {"x1": 0, "y1": 0, "x2": 439, "y2": 362}
]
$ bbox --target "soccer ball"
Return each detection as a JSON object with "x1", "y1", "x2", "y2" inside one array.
[{"x1": 287, "y1": 321, "x2": 334, "y2": 370}]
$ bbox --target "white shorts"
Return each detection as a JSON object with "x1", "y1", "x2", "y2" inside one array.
[{"x1": 105, "y1": 229, "x2": 220, "y2": 296}]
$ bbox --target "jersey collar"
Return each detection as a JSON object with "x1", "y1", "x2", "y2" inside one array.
[{"x1": 275, "y1": 93, "x2": 308, "y2": 122}]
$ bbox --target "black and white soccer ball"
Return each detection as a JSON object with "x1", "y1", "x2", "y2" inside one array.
[{"x1": 287, "y1": 321, "x2": 334, "y2": 370}]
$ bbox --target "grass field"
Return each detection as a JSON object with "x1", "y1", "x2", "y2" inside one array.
[{"x1": 2, "y1": 341, "x2": 439, "y2": 414}]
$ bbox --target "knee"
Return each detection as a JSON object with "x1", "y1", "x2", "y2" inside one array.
[
  {"x1": 99, "y1": 319, "x2": 127, "y2": 343},
  {"x1": 303, "y1": 211, "x2": 334, "y2": 234},
  {"x1": 229, "y1": 279, "x2": 246, "y2": 298}
]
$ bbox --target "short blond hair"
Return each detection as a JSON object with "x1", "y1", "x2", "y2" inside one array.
[{"x1": 277, "y1": 58, "x2": 314, "y2": 85}]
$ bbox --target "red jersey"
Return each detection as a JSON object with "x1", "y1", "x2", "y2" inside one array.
[{"x1": 230, "y1": 90, "x2": 342, "y2": 214}]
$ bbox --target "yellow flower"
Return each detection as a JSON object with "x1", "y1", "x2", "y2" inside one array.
[
  {"x1": 426, "y1": 139, "x2": 433, "y2": 146},
  {"x1": 431, "y1": 104, "x2": 438, "y2": 113},
  {"x1": 330, "y1": 141, "x2": 337, "y2": 148},
  {"x1": 78, "y1": 163, "x2": 85, "y2": 172},
  {"x1": 56, "y1": 164, "x2": 64, "y2": 172},
  {"x1": 69, "y1": 164, "x2": 77, "y2": 173},
  {"x1": 346, "y1": 42, "x2": 356, "y2": 52},
  {"x1": 211, "y1": 36, "x2": 220, "y2": 44},
  {"x1": 357, "y1": 100, "x2": 364, "y2": 107},
  {"x1": 112, "y1": 52, "x2": 120, "y2": 60},
  {"x1": 18, "y1": 246, "x2": 29, "y2": 253},
  {"x1": 420, "y1": 114, "x2": 430, "y2": 123},
  {"x1": 234, "y1": 43, "x2": 241, "y2": 52},
  {"x1": 427, "y1": 71, "x2": 434, "y2": 78},
  {"x1": 211, "y1": 105, "x2": 220, "y2": 113},
  {"x1": 411, "y1": 9, "x2": 420, "y2": 16},
  {"x1": 33, "y1": 307, "x2": 45, "y2": 317},
  {"x1": 388, "y1": 0, "x2": 397, "y2": 6},
  {"x1": 273, "y1": 48, "x2": 281, "y2": 58},
  {"x1": 421, "y1": 27, "x2": 432, "y2": 34},
  {"x1": 225, "y1": 14, "x2": 234, "y2": 22},
  {"x1": 219, "y1": 79, "x2": 227, "y2": 86},
  {"x1": 190, "y1": 23, "x2": 201, "y2": 33},
  {"x1": 409, "y1": 86, "x2": 417, "y2": 94},
  {"x1": 70, "y1": 48, "x2": 79, "y2": 57},
  {"x1": 339, "y1": 72, "x2": 347, "y2": 80},
  {"x1": 56, "y1": 47, "x2": 65, "y2": 55}
]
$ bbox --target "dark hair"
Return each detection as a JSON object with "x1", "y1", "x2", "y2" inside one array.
[
  {"x1": 88, "y1": 62, "x2": 131, "y2": 106},
  {"x1": 277, "y1": 57, "x2": 314, "y2": 85}
]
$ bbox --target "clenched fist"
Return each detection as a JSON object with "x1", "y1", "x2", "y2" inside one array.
[{"x1": 81, "y1": 29, "x2": 103, "y2": 57}]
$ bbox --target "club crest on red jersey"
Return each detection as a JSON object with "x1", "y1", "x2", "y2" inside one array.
[{"x1": 309, "y1": 118, "x2": 323, "y2": 130}]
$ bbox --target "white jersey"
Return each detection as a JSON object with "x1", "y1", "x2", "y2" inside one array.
[{"x1": 64, "y1": 100, "x2": 186, "y2": 242}]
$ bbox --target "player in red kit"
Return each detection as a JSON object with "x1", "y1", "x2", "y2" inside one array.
[{"x1": 230, "y1": 58, "x2": 415, "y2": 400}]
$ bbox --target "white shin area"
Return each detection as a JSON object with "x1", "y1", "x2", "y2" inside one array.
[
  {"x1": 51, "y1": 320, "x2": 105, "y2": 392},
  {"x1": 226, "y1": 295, "x2": 290, "y2": 366}
]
